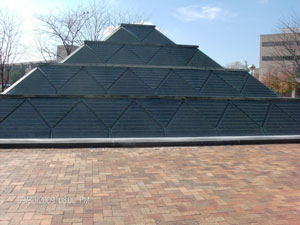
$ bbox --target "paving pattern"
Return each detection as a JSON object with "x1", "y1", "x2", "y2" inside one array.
[{"x1": 1, "y1": 144, "x2": 300, "y2": 225}]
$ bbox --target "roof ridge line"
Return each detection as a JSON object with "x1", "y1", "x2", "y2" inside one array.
[
  {"x1": 120, "y1": 23, "x2": 155, "y2": 28},
  {"x1": 84, "y1": 40, "x2": 199, "y2": 48},
  {"x1": 1, "y1": 95, "x2": 295, "y2": 102},
  {"x1": 42, "y1": 63, "x2": 247, "y2": 71}
]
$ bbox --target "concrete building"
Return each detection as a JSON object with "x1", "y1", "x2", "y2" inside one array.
[
  {"x1": 259, "y1": 33, "x2": 299, "y2": 79},
  {"x1": 56, "y1": 45, "x2": 79, "y2": 62},
  {"x1": 259, "y1": 31, "x2": 300, "y2": 96}
]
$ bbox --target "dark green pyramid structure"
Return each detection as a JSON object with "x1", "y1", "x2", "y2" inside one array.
[{"x1": 1, "y1": 24, "x2": 300, "y2": 139}]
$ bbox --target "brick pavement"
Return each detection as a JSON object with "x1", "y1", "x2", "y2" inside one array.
[{"x1": 0, "y1": 144, "x2": 300, "y2": 225}]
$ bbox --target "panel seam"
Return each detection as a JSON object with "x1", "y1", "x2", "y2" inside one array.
[
  {"x1": 56, "y1": 67, "x2": 83, "y2": 92},
  {"x1": 172, "y1": 69, "x2": 201, "y2": 96},
  {"x1": 81, "y1": 99, "x2": 110, "y2": 137},
  {"x1": 216, "y1": 102, "x2": 230, "y2": 135},
  {"x1": 83, "y1": 67, "x2": 107, "y2": 94},
  {"x1": 37, "y1": 67, "x2": 58, "y2": 94},
  {"x1": 125, "y1": 45, "x2": 147, "y2": 64},
  {"x1": 27, "y1": 99, "x2": 52, "y2": 138},
  {"x1": 154, "y1": 70, "x2": 172, "y2": 94},
  {"x1": 213, "y1": 71, "x2": 241, "y2": 95},
  {"x1": 239, "y1": 74, "x2": 250, "y2": 95},
  {"x1": 0, "y1": 99, "x2": 26, "y2": 123},
  {"x1": 130, "y1": 69, "x2": 156, "y2": 94},
  {"x1": 135, "y1": 101, "x2": 166, "y2": 136},
  {"x1": 105, "y1": 44, "x2": 125, "y2": 63},
  {"x1": 145, "y1": 46, "x2": 163, "y2": 64},
  {"x1": 230, "y1": 101, "x2": 265, "y2": 134},
  {"x1": 165, "y1": 101, "x2": 184, "y2": 129},
  {"x1": 273, "y1": 103, "x2": 300, "y2": 126},
  {"x1": 262, "y1": 102, "x2": 273, "y2": 134},
  {"x1": 198, "y1": 70, "x2": 213, "y2": 95},
  {"x1": 106, "y1": 68, "x2": 129, "y2": 92},
  {"x1": 186, "y1": 49, "x2": 198, "y2": 66},
  {"x1": 51, "y1": 100, "x2": 81, "y2": 129},
  {"x1": 110, "y1": 101, "x2": 134, "y2": 130}
]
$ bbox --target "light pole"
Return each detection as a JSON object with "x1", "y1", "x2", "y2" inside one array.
[{"x1": 249, "y1": 64, "x2": 256, "y2": 76}]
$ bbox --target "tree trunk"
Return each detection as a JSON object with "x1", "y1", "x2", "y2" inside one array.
[{"x1": 0, "y1": 67, "x2": 4, "y2": 92}]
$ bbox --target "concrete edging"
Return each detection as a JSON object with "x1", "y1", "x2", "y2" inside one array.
[{"x1": 0, "y1": 135, "x2": 300, "y2": 148}]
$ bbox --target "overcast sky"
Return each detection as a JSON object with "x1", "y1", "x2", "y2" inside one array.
[{"x1": 1, "y1": 0, "x2": 300, "y2": 67}]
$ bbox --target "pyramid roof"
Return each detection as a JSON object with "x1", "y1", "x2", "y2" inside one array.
[{"x1": 1, "y1": 24, "x2": 300, "y2": 140}]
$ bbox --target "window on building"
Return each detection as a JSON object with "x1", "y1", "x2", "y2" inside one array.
[
  {"x1": 261, "y1": 56, "x2": 294, "y2": 61},
  {"x1": 262, "y1": 41, "x2": 297, "y2": 47}
]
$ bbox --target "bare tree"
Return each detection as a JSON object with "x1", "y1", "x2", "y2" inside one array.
[
  {"x1": 82, "y1": 0, "x2": 112, "y2": 41},
  {"x1": 267, "y1": 13, "x2": 300, "y2": 96},
  {"x1": 225, "y1": 60, "x2": 249, "y2": 70},
  {"x1": 34, "y1": 36, "x2": 60, "y2": 62},
  {"x1": 35, "y1": 0, "x2": 149, "y2": 61},
  {"x1": 0, "y1": 8, "x2": 22, "y2": 92},
  {"x1": 35, "y1": 6, "x2": 90, "y2": 61}
]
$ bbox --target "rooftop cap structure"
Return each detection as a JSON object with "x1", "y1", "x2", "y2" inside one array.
[{"x1": 1, "y1": 24, "x2": 300, "y2": 139}]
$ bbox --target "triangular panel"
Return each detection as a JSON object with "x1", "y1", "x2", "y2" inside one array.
[
  {"x1": 264, "y1": 104, "x2": 300, "y2": 135},
  {"x1": 186, "y1": 100, "x2": 228, "y2": 127},
  {"x1": 108, "y1": 70, "x2": 154, "y2": 96},
  {"x1": 275, "y1": 101, "x2": 300, "y2": 123},
  {"x1": 40, "y1": 65, "x2": 81, "y2": 90},
  {"x1": 86, "y1": 67, "x2": 126, "y2": 90},
  {"x1": 53, "y1": 102, "x2": 108, "y2": 138},
  {"x1": 148, "y1": 48, "x2": 177, "y2": 66},
  {"x1": 164, "y1": 47, "x2": 197, "y2": 66},
  {"x1": 85, "y1": 43, "x2": 122, "y2": 63},
  {"x1": 63, "y1": 46, "x2": 101, "y2": 64},
  {"x1": 234, "y1": 101, "x2": 270, "y2": 126},
  {"x1": 58, "y1": 70, "x2": 106, "y2": 95},
  {"x1": 111, "y1": 103, "x2": 164, "y2": 137},
  {"x1": 200, "y1": 73, "x2": 240, "y2": 97},
  {"x1": 84, "y1": 98, "x2": 131, "y2": 127},
  {"x1": 143, "y1": 29, "x2": 175, "y2": 45},
  {"x1": 156, "y1": 72, "x2": 199, "y2": 96},
  {"x1": 31, "y1": 98, "x2": 78, "y2": 127},
  {"x1": 215, "y1": 71, "x2": 249, "y2": 92},
  {"x1": 218, "y1": 104, "x2": 263, "y2": 136},
  {"x1": 126, "y1": 45, "x2": 160, "y2": 63},
  {"x1": 7, "y1": 70, "x2": 56, "y2": 95},
  {"x1": 123, "y1": 25, "x2": 154, "y2": 41},
  {"x1": 0, "y1": 98, "x2": 24, "y2": 121},
  {"x1": 107, "y1": 46, "x2": 144, "y2": 64},
  {"x1": 174, "y1": 69, "x2": 211, "y2": 92},
  {"x1": 188, "y1": 50, "x2": 222, "y2": 68},
  {"x1": 131, "y1": 68, "x2": 169, "y2": 90},
  {"x1": 242, "y1": 76, "x2": 278, "y2": 97},
  {"x1": 106, "y1": 28, "x2": 139, "y2": 43},
  {"x1": 137, "y1": 98, "x2": 181, "y2": 127},
  {"x1": 167, "y1": 103, "x2": 216, "y2": 137},
  {"x1": 0, "y1": 101, "x2": 50, "y2": 138}
]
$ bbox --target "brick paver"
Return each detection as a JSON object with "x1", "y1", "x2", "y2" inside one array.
[{"x1": 1, "y1": 144, "x2": 300, "y2": 225}]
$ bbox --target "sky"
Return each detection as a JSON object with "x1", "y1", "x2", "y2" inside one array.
[{"x1": 1, "y1": 0, "x2": 300, "y2": 67}]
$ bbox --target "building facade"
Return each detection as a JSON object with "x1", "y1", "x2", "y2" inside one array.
[
  {"x1": 56, "y1": 45, "x2": 79, "y2": 62},
  {"x1": 259, "y1": 32, "x2": 300, "y2": 97}
]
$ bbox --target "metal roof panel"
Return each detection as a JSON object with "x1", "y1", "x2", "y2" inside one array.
[{"x1": 52, "y1": 102, "x2": 108, "y2": 138}]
